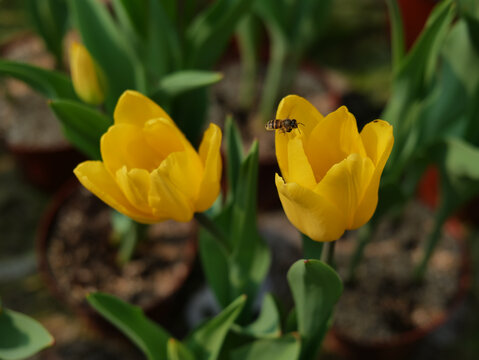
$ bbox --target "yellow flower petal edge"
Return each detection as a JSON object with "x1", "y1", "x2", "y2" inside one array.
[
  {"x1": 274, "y1": 95, "x2": 394, "y2": 242},
  {"x1": 74, "y1": 90, "x2": 223, "y2": 224},
  {"x1": 276, "y1": 174, "x2": 346, "y2": 242}
]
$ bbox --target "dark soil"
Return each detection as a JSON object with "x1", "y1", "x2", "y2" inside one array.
[
  {"x1": 44, "y1": 185, "x2": 196, "y2": 312},
  {"x1": 333, "y1": 202, "x2": 464, "y2": 343}
]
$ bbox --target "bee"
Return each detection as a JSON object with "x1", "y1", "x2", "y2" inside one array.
[{"x1": 265, "y1": 118, "x2": 303, "y2": 133}]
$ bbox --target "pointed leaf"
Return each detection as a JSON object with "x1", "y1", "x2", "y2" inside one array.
[
  {"x1": 0, "y1": 60, "x2": 77, "y2": 99},
  {"x1": 287, "y1": 260, "x2": 343, "y2": 360},
  {"x1": 24, "y1": 0, "x2": 69, "y2": 64},
  {"x1": 49, "y1": 99, "x2": 111, "y2": 159},
  {"x1": 154, "y1": 70, "x2": 223, "y2": 98},
  {"x1": 225, "y1": 116, "x2": 244, "y2": 201},
  {"x1": 167, "y1": 339, "x2": 195, "y2": 360},
  {"x1": 0, "y1": 308, "x2": 54, "y2": 360},
  {"x1": 230, "y1": 333, "x2": 300, "y2": 360},
  {"x1": 186, "y1": 295, "x2": 246, "y2": 360},
  {"x1": 87, "y1": 292, "x2": 170, "y2": 360},
  {"x1": 198, "y1": 223, "x2": 231, "y2": 308},
  {"x1": 232, "y1": 293, "x2": 281, "y2": 339}
]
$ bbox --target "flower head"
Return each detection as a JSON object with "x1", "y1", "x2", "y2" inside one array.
[
  {"x1": 275, "y1": 95, "x2": 394, "y2": 242},
  {"x1": 69, "y1": 42, "x2": 106, "y2": 105},
  {"x1": 74, "y1": 90, "x2": 222, "y2": 223}
]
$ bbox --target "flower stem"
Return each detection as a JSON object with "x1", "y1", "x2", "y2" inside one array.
[
  {"x1": 321, "y1": 241, "x2": 336, "y2": 269},
  {"x1": 413, "y1": 209, "x2": 448, "y2": 282},
  {"x1": 194, "y1": 212, "x2": 230, "y2": 253},
  {"x1": 346, "y1": 222, "x2": 373, "y2": 283},
  {"x1": 301, "y1": 233, "x2": 323, "y2": 260}
]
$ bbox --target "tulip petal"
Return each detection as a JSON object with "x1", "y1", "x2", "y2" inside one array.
[
  {"x1": 74, "y1": 161, "x2": 158, "y2": 224},
  {"x1": 115, "y1": 166, "x2": 152, "y2": 213},
  {"x1": 114, "y1": 90, "x2": 173, "y2": 127},
  {"x1": 156, "y1": 150, "x2": 203, "y2": 203},
  {"x1": 306, "y1": 106, "x2": 367, "y2": 181},
  {"x1": 142, "y1": 118, "x2": 190, "y2": 160},
  {"x1": 353, "y1": 120, "x2": 394, "y2": 228},
  {"x1": 275, "y1": 95, "x2": 324, "y2": 178},
  {"x1": 315, "y1": 153, "x2": 375, "y2": 229},
  {"x1": 196, "y1": 123, "x2": 222, "y2": 212},
  {"x1": 101, "y1": 124, "x2": 163, "y2": 175},
  {"x1": 276, "y1": 174, "x2": 346, "y2": 242},
  {"x1": 149, "y1": 166, "x2": 195, "y2": 222},
  {"x1": 360, "y1": 120, "x2": 394, "y2": 169},
  {"x1": 285, "y1": 137, "x2": 317, "y2": 188}
]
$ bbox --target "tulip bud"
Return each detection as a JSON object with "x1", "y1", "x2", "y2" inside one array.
[{"x1": 69, "y1": 42, "x2": 106, "y2": 105}]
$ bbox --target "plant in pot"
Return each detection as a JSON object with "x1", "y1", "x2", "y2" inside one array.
[
  {"x1": 327, "y1": 0, "x2": 477, "y2": 356},
  {"x1": 71, "y1": 87, "x2": 393, "y2": 359},
  {"x1": 0, "y1": 0, "x2": 256, "y2": 328}
]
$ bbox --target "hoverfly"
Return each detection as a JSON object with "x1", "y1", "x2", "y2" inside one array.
[{"x1": 265, "y1": 118, "x2": 304, "y2": 133}]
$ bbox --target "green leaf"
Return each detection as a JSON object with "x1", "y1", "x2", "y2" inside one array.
[
  {"x1": 0, "y1": 60, "x2": 77, "y2": 99},
  {"x1": 225, "y1": 116, "x2": 244, "y2": 201},
  {"x1": 229, "y1": 141, "x2": 271, "y2": 314},
  {"x1": 287, "y1": 259, "x2": 343, "y2": 360},
  {"x1": 445, "y1": 138, "x2": 479, "y2": 179},
  {"x1": 384, "y1": 0, "x2": 455, "y2": 128},
  {"x1": 167, "y1": 339, "x2": 195, "y2": 360},
  {"x1": 232, "y1": 293, "x2": 281, "y2": 339},
  {"x1": 186, "y1": 295, "x2": 246, "y2": 360},
  {"x1": 154, "y1": 70, "x2": 223, "y2": 99},
  {"x1": 24, "y1": 0, "x2": 69, "y2": 66},
  {"x1": 146, "y1": 0, "x2": 182, "y2": 80},
  {"x1": 69, "y1": 0, "x2": 146, "y2": 103},
  {"x1": 458, "y1": 0, "x2": 479, "y2": 51},
  {"x1": 230, "y1": 333, "x2": 301, "y2": 360},
  {"x1": 386, "y1": 0, "x2": 405, "y2": 73},
  {"x1": 0, "y1": 308, "x2": 54, "y2": 360},
  {"x1": 112, "y1": 0, "x2": 148, "y2": 39},
  {"x1": 49, "y1": 99, "x2": 111, "y2": 159},
  {"x1": 87, "y1": 292, "x2": 170, "y2": 360},
  {"x1": 199, "y1": 225, "x2": 231, "y2": 308},
  {"x1": 186, "y1": 0, "x2": 255, "y2": 69}
]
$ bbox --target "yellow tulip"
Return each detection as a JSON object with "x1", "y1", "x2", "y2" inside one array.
[
  {"x1": 74, "y1": 90, "x2": 222, "y2": 223},
  {"x1": 274, "y1": 95, "x2": 394, "y2": 242},
  {"x1": 69, "y1": 42, "x2": 106, "y2": 105}
]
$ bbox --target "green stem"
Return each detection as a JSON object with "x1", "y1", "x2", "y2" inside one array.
[
  {"x1": 194, "y1": 212, "x2": 230, "y2": 253},
  {"x1": 346, "y1": 222, "x2": 374, "y2": 283},
  {"x1": 321, "y1": 241, "x2": 336, "y2": 269},
  {"x1": 413, "y1": 209, "x2": 448, "y2": 282},
  {"x1": 301, "y1": 233, "x2": 323, "y2": 260},
  {"x1": 115, "y1": 220, "x2": 148, "y2": 265}
]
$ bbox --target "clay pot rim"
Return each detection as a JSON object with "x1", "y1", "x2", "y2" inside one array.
[
  {"x1": 6, "y1": 141, "x2": 75, "y2": 154},
  {"x1": 330, "y1": 225, "x2": 472, "y2": 351},
  {"x1": 36, "y1": 178, "x2": 198, "y2": 318}
]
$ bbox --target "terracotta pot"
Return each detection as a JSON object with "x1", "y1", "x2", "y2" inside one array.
[
  {"x1": 36, "y1": 179, "x2": 198, "y2": 336},
  {"x1": 324, "y1": 225, "x2": 471, "y2": 360},
  {"x1": 7, "y1": 143, "x2": 85, "y2": 192}
]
